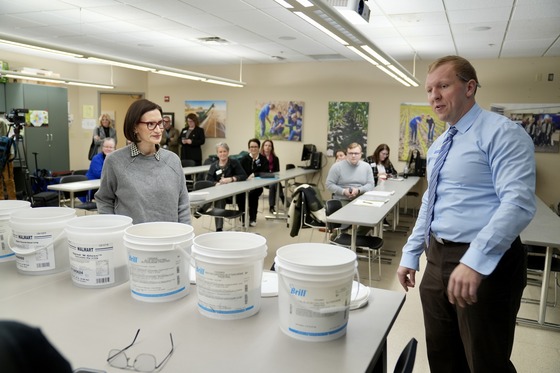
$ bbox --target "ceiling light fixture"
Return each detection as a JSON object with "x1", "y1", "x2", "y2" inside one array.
[
  {"x1": 1, "y1": 70, "x2": 115, "y2": 89},
  {"x1": 0, "y1": 38, "x2": 84, "y2": 58},
  {"x1": 277, "y1": 0, "x2": 419, "y2": 87},
  {"x1": 0, "y1": 36, "x2": 245, "y2": 88}
]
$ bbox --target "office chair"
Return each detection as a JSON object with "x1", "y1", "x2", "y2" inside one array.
[
  {"x1": 58, "y1": 175, "x2": 97, "y2": 214},
  {"x1": 325, "y1": 199, "x2": 383, "y2": 285},
  {"x1": 299, "y1": 189, "x2": 326, "y2": 242},
  {"x1": 193, "y1": 180, "x2": 244, "y2": 231},
  {"x1": 393, "y1": 338, "x2": 418, "y2": 373},
  {"x1": 72, "y1": 169, "x2": 88, "y2": 176},
  {"x1": 182, "y1": 159, "x2": 197, "y2": 191}
]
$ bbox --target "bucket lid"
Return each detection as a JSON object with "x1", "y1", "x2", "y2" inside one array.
[
  {"x1": 66, "y1": 214, "x2": 133, "y2": 231},
  {"x1": 0, "y1": 200, "x2": 31, "y2": 213},
  {"x1": 192, "y1": 232, "x2": 267, "y2": 257},
  {"x1": 275, "y1": 243, "x2": 356, "y2": 269},
  {"x1": 124, "y1": 222, "x2": 194, "y2": 245},
  {"x1": 11, "y1": 207, "x2": 76, "y2": 222}
]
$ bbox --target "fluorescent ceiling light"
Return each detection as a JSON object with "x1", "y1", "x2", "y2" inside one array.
[
  {"x1": 274, "y1": 0, "x2": 293, "y2": 8},
  {"x1": 0, "y1": 37, "x2": 245, "y2": 88},
  {"x1": 0, "y1": 38, "x2": 83, "y2": 58},
  {"x1": 153, "y1": 70, "x2": 206, "y2": 81},
  {"x1": 87, "y1": 57, "x2": 155, "y2": 72},
  {"x1": 206, "y1": 79, "x2": 244, "y2": 88},
  {"x1": 375, "y1": 65, "x2": 410, "y2": 87},
  {"x1": 361, "y1": 45, "x2": 390, "y2": 66},
  {"x1": 1, "y1": 70, "x2": 114, "y2": 89},
  {"x1": 296, "y1": 0, "x2": 314, "y2": 7},
  {"x1": 294, "y1": 11, "x2": 348, "y2": 45},
  {"x1": 282, "y1": 1, "x2": 419, "y2": 87},
  {"x1": 347, "y1": 46, "x2": 378, "y2": 66}
]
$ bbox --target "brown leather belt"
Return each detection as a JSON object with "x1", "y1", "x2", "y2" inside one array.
[{"x1": 432, "y1": 233, "x2": 468, "y2": 246}]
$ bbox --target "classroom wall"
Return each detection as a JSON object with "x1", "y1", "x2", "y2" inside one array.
[{"x1": 2, "y1": 51, "x2": 560, "y2": 207}]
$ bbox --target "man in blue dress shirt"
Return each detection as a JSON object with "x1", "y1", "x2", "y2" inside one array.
[{"x1": 397, "y1": 56, "x2": 536, "y2": 373}]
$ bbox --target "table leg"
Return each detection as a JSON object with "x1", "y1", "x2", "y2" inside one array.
[
  {"x1": 516, "y1": 245, "x2": 560, "y2": 331},
  {"x1": 351, "y1": 225, "x2": 357, "y2": 252},
  {"x1": 70, "y1": 192, "x2": 75, "y2": 208},
  {"x1": 538, "y1": 246, "x2": 552, "y2": 324}
]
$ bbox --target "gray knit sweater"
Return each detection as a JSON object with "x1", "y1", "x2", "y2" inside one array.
[
  {"x1": 95, "y1": 145, "x2": 191, "y2": 225},
  {"x1": 326, "y1": 159, "x2": 375, "y2": 200}
]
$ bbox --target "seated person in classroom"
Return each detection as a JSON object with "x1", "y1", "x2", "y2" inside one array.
[
  {"x1": 238, "y1": 138, "x2": 269, "y2": 227},
  {"x1": 260, "y1": 139, "x2": 285, "y2": 214},
  {"x1": 366, "y1": 143, "x2": 397, "y2": 185},
  {"x1": 80, "y1": 137, "x2": 115, "y2": 202},
  {"x1": 86, "y1": 138, "x2": 115, "y2": 180},
  {"x1": 326, "y1": 142, "x2": 374, "y2": 205},
  {"x1": 206, "y1": 142, "x2": 247, "y2": 231},
  {"x1": 335, "y1": 149, "x2": 346, "y2": 162}
]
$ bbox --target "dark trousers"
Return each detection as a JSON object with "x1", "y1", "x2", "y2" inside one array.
[
  {"x1": 419, "y1": 237, "x2": 526, "y2": 373},
  {"x1": 237, "y1": 188, "x2": 263, "y2": 222},
  {"x1": 268, "y1": 183, "x2": 285, "y2": 208}
]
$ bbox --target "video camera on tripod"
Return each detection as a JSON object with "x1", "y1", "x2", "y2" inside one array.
[{"x1": 4, "y1": 108, "x2": 28, "y2": 136}]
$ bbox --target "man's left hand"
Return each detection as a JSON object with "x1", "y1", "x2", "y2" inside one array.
[{"x1": 447, "y1": 263, "x2": 483, "y2": 308}]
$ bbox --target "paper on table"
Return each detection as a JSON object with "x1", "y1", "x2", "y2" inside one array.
[
  {"x1": 387, "y1": 177, "x2": 404, "y2": 182},
  {"x1": 364, "y1": 190, "x2": 395, "y2": 197},
  {"x1": 354, "y1": 199, "x2": 386, "y2": 207}
]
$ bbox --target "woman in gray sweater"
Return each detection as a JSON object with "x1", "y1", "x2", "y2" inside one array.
[{"x1": 95, "y1": 99, "x2": 191, "y2": 224}]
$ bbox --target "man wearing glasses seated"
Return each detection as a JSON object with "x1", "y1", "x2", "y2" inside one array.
[{"x1": 326, "y1": 142, "x2": 375, "y2": 204}]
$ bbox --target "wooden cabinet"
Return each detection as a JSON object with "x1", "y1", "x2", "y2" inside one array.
[{"x1": 4, "y1": 83, "x2": 69, "y2": 172}]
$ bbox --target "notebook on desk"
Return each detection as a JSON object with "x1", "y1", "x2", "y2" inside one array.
[{"x1": 258, "y1": 172, "x2": 277, "y2": 178}]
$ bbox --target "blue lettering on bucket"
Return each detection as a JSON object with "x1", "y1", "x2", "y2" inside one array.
[
  {"x1": 198, "y1": 303, "x2": 254, "y2": 314},
  {"x1": 131, "y1": 286, "x2": 186, "y2": 298},
  {"x1": 289, "y1": 323, "x2": 348, "y2": 337},
  {"x1": 128, "y1": 255, "x2": 138, "y2": 263},
  {"x1": 196, "y1": 267, "x2": 205, "y2": 275},
  {"x1": 290, "y1": 286, "x2": 307, "y2": 297}
]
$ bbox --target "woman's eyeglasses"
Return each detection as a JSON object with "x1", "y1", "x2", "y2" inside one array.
[
  {"x1": 107, "y1": 329, "x2": 174, "y2": 372},
  {"x1": 138, "y1": 121, "x2": 165, "y2": 130}
]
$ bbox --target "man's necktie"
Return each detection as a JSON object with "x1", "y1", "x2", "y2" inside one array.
[{"x1": 425, "y1": 126, "x2": 458, "y2": 246}]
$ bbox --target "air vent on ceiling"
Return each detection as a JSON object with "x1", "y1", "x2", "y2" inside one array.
[{"x1": 198, "y1": 36, "x2": 230, "y2": 45}]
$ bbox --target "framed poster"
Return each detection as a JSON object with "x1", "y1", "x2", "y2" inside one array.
[
  {"x1": 255, "y1": 101, "x2": 304, "y2": 141},
  {"x1": 185, "y1": 100, "x2": 227, "y2": 138}
]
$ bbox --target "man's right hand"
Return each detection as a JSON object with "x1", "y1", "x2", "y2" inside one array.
[{"x1": 397, "y1": 266, "x2": 416, "y2": 292}]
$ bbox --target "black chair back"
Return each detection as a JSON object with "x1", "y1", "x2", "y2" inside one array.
[
  {"x1": 60, "y1": 175, "x2": 89, "y2": 200},
  {"x1": 324, "y1": 199, "x2": 343, "y2": 232},
  {"x1": 393, "y1": 338, "x2": 418, "y2": 373},
  {"x1": 182, "y1": 159, "x2": 196, "y2": 167}
]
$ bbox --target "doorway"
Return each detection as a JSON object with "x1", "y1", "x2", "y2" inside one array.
[{"x1": 100, "y1": 93, "x2": 143, "y2": 150}]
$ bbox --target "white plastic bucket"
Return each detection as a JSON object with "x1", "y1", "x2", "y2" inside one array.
[
  {"x1": 275, "y1": 243, "x2": 357, "y2": 342},
  {"x1": 191, "y1": 232, "x2": 267, "y2": 320},
  {"x1": 0, "y1": 200, "x2": 31, "y2": 262},
  {"x1": 124, "y1": 222, "x2": 194, "y2": 302},
  {"x1": 65, "y1": 215, "x2": 133, "y2": 288},
  {"x1": 9, "y1": 207, "x2": 76, "y2": 275}
]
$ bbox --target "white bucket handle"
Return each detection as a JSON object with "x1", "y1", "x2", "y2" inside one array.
[
  {"x1": 8, "y1": 230, "x2": 66, "y2": 256},
  {"x1": 276, "y1": 266, "x2": 360, "y2": 314}
]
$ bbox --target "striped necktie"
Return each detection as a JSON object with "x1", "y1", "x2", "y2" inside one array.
[{"x1": 425, "y1": 126, "x2": 458, "y2": 246}]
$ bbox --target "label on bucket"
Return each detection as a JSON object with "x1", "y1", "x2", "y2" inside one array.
[
  {"x1": 69, "y1": 239, "x2": 116, "y2": 286},
  {"x1": 128, "y1": 250, "x2": 186, "y2": 299},
  {"x1": 12, "y1": 231, "x2": 56, "y2": 272},
  {"x1": 195, "y1": 262, "x2": 259, "y2": 316},
  {"x1": 281, "y1": 282, "x2": 352, "y2": 339}
]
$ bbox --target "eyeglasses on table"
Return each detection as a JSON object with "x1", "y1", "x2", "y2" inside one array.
[{"x1": 107, "y1": 329, "x2": 174, "y2": 372}]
